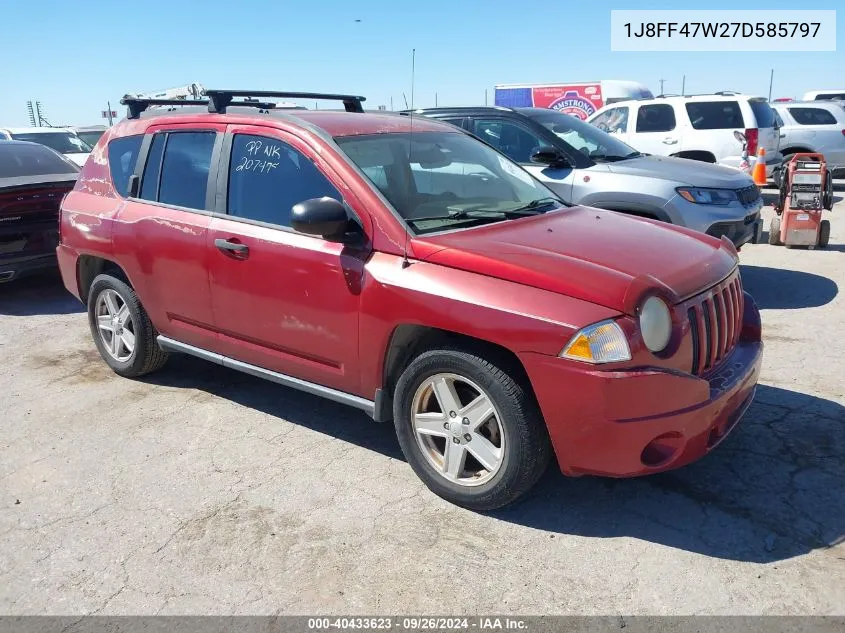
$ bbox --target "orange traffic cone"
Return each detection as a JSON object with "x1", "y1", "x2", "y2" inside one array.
[{"x1": 752, "y1": 148, "x2": 767, "y2": 185}]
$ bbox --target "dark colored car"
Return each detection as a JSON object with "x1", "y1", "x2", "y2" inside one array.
[
  {"x1": 55, "y1": 90, "x2": 762, "y2": 510},
  {"x1": 0, "y1": 141, "x2": 79, "y2": 283}
]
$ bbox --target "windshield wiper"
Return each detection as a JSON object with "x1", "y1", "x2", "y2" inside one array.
[
  {"x1": 405, "y1": 210, "x2": 508, "y2": 227},
  {"x1": 504, "y1": 197, "x2": 564, "y2": 215}
]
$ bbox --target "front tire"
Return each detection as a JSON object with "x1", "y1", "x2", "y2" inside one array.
[
  {"x1": 819, "y1": 220, "x2": 831, "y2": 248},
  {"x1": 87, "y1": 273, "x2": 168, "y2": 377},
  {"x1": 393, "y1": 348, "x2": 551, "y2": 511},
  {"x1": 769, "y1": 216, "x2": 782, "y2": 245}
]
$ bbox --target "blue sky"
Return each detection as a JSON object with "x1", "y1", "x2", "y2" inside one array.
[{"x1": 0, "y1": 0, "x2": 841, "y2": 127}]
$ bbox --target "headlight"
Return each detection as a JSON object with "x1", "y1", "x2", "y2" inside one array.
[
  {"x1": 560, "y1": 320, "x2": 631, "y2": 364},
  {"x1": 677, "y1": 187, "x2": 738, "y2": 205},
  {"x1": 639, "y1": 296, "x2": 672, "y2": 353}
]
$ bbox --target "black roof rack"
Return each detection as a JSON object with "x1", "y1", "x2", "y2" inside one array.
[
  {"x1": 120, "y1": 97, "x2": 210, "y2": 119},
  {"x1": 203, "y1": 89, "x2": 365, "y2": 114}
]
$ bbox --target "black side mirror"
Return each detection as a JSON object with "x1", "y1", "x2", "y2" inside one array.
[
  {"x1": 291, "y1": 197, "x2": 353, "y2": 241},
  {"x1": 530, "y1": 147, "x2": 570, "y2": 168}
]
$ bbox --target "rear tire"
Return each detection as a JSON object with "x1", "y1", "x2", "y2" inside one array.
[
  {"x1": 87, "y1": 274, "x2": 168, "y2": 377},
  {"x1": 819, "y1": 220, "x2": 831, "y2": 248},
  {"x1": 769, "y1": 217, "x2": 782, "y2": 245},
  {"x1": 393, "y1": 348, "x2": 551, "y2": 511}
]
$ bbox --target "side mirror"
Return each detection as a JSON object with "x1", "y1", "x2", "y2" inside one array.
[
  {"x1": 530, "y1": 147, "x2": 570, "y2": 168},
  {"x1": 291, "y1": 197, "x2": 353, "y2": 241}
]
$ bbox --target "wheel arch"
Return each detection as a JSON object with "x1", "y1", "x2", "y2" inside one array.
[
  {"x1": 375, "y1": 324, "x2": 535, "y2": 423},
  {"x1": 77, "y1": 255, "x2": 132, "y2": 303}
]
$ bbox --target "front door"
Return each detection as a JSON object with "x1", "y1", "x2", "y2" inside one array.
[
  {"x1": 470, "y1": 117, "x2": 576, "y2": 202},
  {"x1": 206, "y1": 125, "x2": 364, "y2": 395}
]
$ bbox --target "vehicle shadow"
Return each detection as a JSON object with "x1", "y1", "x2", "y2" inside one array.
[
  {"x1": 0, "y1": 271, "x2": 84, "y2": 316},
  {"x1": 140, "y1": 353, "x2": 403, "y2": 460},
  {"x1": 740, "y1": 264, "x2": 838, "y2": 309},
  {"x1": 493, "y1": 383, "x2": 845, "y2": 563},
  {"x1": 144, "y1": 356, "x2": 843, "y2": 564}
]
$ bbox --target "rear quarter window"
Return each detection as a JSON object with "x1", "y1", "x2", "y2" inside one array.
[
  {"x1": 788, "y1": 108, "x2": 838, "y2": 125},
  {"x1": 685, "y1": 101, "x2": 745, "y2": 130},
  {"x1": 107, "y1": 135, "x2": 143, "y2": 197},
  {"x1": 748, "y1": 100, "x2": 775, "y2": 128},
  {"x1": 0, "y1": 143, "x2": 78, "y2": 178}
]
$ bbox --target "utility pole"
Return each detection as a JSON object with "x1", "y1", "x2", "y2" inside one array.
[
  {"x1": 26, "y1": 101, "x2": 36, "y2": 127},
  {"x1": 106, "y1": 101, "x2": 114, "y2": 126},
  {"x1": 659, "y1": 78, "x2": 666, "y2": 95},
  {"x1": 484, "y1": 89, "x2": 488, "y2": 106},
  {"x1": 681, "y1": 75, "x2": 686, "y2": 96},
  {"x1": 768, "y1": 68, "x2": 774, "y2": 101},
  {"x1": 435, "y1": 92, "x2": 438, "y2": 107},
  {"x1": 390, "y1": 96, "x2": 394, "y2": 111}
]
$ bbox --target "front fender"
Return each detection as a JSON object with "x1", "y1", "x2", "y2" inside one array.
[{"x1": 357, "y1": 252, "x2": 621, "y2": 397}]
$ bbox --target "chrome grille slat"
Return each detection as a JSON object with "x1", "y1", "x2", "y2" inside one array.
[{"x1": 686, "y1": 271, "x2": 744, "y2": 376}]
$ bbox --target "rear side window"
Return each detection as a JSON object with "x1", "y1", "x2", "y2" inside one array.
[
  {"x1": 748, "y1": 100, "x2": 775, "y2": 128},
  {"x1": 788, "y1": 108, "x2": 838, "y2": 126},
  {"x1": 0, "y1": 143, "x2": 78, "y2": 178},
  {"x1": 139, "y1": 132, "x2": 216, "y2": 210},
  {"x1": 636, "y1": 104, "x2": 676, "y2": 132},
  {"x1": 686, "y1": 101, "x2": 744, "y2": 130},
  {"x1": 226, "y1": 134, "x2": 341, "y2": 227},
  {"x1": 814, "y1": 93, "x2": 845, "y2": 101},
  {"x1": 107, "y1": 135, "x2": 142, "y2": 197}
]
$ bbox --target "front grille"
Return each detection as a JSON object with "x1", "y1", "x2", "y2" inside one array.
[
  {"x1": 687, "y1": 273, "x2": 744, "y2": 376},
  {"x1": 736, "y1": 185, "x2": 761, "y2": 206}
]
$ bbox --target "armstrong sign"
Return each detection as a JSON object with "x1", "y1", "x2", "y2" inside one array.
[{"x1": 493, "y1": 83, "x2": 606, "y2": 120}]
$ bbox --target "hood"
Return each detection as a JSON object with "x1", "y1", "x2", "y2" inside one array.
[
  {"x1": 414, "y1": 207, "x2": 738, "y2": 314},
  {"x1": 607, "y1": 155, "x2": 754, "y2": 188},
  {"x1": 65, "y1": 152, "x2": 90, "y2": 167}
]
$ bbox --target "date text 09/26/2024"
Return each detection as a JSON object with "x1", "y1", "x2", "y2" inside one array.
[{"x1": 307, "y1": 617, "x2": 528, "y2": 631}]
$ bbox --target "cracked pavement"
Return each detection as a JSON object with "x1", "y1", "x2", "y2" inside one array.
[{"x1": 1, "y1": 188, "x2": 843, "y2": 615}]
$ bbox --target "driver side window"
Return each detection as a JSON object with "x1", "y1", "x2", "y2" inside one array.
[
  {"x1": 593, "y1": 107, "x2": 629, "y2": 134},
  {"x1": 472, "y1": 119, "x2": 545, "y2": 164}
]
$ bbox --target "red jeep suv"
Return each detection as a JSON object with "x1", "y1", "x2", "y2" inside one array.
[{"x1": 56, "y1": 89, "x2": 763, "y2": 510}]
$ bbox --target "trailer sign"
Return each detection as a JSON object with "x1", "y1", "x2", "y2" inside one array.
[
  {"x1": 494, "y1": 83, "x2": 604, "y2": 120},
  {"x1": 102, "y1": 110, "x2": 117, "y2": 119}
]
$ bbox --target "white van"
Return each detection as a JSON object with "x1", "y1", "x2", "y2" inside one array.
[
  {"x1": 493, "y1": 81, "x2": 653, "y2": 120},
  {"x1": 587, "y1": 93, "x2": 782, "y2": 176}
]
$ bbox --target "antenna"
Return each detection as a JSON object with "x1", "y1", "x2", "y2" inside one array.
[{"x1": 401, "y1": 48, "x2": 416, "y2": 269}]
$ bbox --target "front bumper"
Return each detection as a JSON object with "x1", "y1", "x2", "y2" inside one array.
[
  {"x1": 520, "y1": 339, "x2": 763, "y2": 477},
  {"x1": 667, "y1": 195, "x2": 763, "y2": 247},
  {"x1": 706, "y1": 211, "x2": 763, "y2": 248}
]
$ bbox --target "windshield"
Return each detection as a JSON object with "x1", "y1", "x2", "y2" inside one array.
[
  {"x1": 77, "y1": 130, "x2": 105, "y2": 148},
  {"x1": 0, "y1": 143, "x2": 78, "y2": 178},
  {"x1": 335, "y1": 131, "x2": 564, "y2": 234},
  {"x1": 10, "y1": 132, "x2": 92, "y2": 155},
  {"x1": 526, "y1": 110, "x2": 640, "y2": 161}
]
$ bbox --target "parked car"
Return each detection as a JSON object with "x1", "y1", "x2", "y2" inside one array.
[
  {"x1": 0, "y1": 127, "x2": 92, "y2": 166},
  {"x1": 73, "y1": 125, "x2": 108, "y2": 149},
  {"x1": 586, "y1": 93, "x2": 783, "y2": 177},
  {"x1": 771, "y1": 102, "x2": 845, "y2": 180},
  {"x1": 402, "y1": 106, "x2": 763, "y2": 248},
  {"x1": 0, "y1": 141, "x2": 79, "y2": 282},
  {"x1": 802, "y1": 90, "x2": 845, "y2": 102},
  {"x1": 56, "y1": 90, "x2": 763, "y2": 510}
]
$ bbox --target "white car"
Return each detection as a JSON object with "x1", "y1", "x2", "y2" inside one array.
[
  {"x1": 772, "y1": 101, "x2": 845, "y2": 178},
  {"x1": 0, "y1": 127, "x2": 91, "y2": 167},
  {"x1": 587, "y1": 93, "x2": 783, "y2": 176},
  {"x1": 802, "y1": 90, "x2": 845, "y2": 102}
]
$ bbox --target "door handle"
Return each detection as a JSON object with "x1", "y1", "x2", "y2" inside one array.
[
  {"x1": 214, "y1": 238, "x2": 249, "y2": 256},
  {"x1": 662, "y1": 138, "x2": 678, "y2": 145}
]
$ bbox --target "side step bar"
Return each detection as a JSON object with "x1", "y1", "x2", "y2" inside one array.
[{"x1": 156, "y1": 336, "x2": 376, "y2": 417}]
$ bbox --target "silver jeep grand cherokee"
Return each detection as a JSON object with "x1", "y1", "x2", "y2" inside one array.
[{"x1": 406, "y1": 106, "x2": 764, "y2": 248}]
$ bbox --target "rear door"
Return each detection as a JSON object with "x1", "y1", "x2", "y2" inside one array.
[
  {"x1": 111, "y1": 124, "x2": 223, "y2": 351},
  {"x1": 205, "y1": 124, "x2": 364, "y2": 395}
]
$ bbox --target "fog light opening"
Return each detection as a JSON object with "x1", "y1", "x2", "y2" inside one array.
[{"x1": 641, "y1": 432, "x2": 684, "y2": 468}]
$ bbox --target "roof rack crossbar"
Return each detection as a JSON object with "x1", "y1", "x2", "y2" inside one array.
[
  {"x1": 203, "y1": 89, "x2": 366, "y2": 114},
  {"x1": 120, "y1": 97, "x2": 209, "y2": 119}
]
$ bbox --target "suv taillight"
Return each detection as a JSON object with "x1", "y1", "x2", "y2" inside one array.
[{"x1": 745, "y1": 128, "x2": 759, "y2": 155}]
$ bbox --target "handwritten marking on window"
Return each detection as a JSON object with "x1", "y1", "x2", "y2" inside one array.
[{"x1": 235, "y1": 156, "x2": 279, "y2": 174}]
